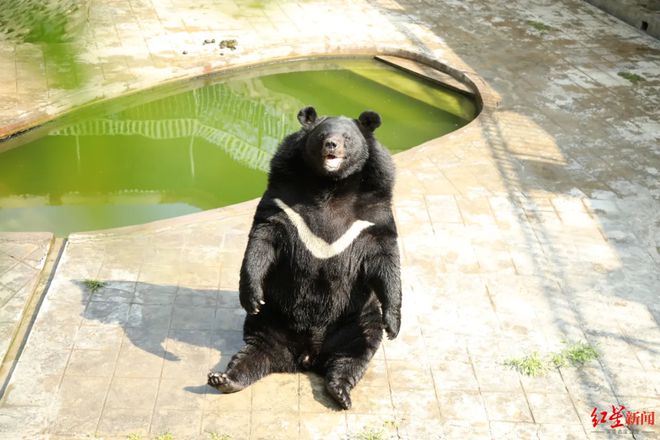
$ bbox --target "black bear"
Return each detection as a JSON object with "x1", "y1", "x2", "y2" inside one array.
[{"x1": 208, "y1": 106, "x2": 401, "y2": 410}]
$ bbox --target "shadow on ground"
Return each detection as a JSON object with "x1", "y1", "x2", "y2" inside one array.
[
  {"x1": 72, "y1": 279, "x2": 342, "y2": 410},
  {"x1": 74, "y1": 280, "x2": 243, "y2": 361}
]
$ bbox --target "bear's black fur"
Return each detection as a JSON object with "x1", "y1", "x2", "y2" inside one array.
[{"x1": 208, "y1": 106, "x2": 401, "y2": 410}]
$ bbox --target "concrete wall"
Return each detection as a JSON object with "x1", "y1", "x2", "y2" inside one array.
[{"x1": 585, "y1": 0, "x2": 660, "y2": 38}]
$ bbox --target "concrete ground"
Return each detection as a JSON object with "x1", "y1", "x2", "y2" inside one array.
[{"x1": 0, "y1": 0, "x2": 659, "y2": 439}]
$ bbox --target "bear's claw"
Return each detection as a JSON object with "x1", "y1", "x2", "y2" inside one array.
[
  {"x1": 326, "y1": 381, "x2": 352, "y2": 410},
  {"x1": 382, "y1": 309, "x2": 401, "y2": 340},
  {"x1": 239, "y1": 288, "x2": 265, "y2": 315}
]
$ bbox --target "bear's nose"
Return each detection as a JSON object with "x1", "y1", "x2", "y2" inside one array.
[{"x1": 323, "y1": 135, "x2": 344, "y2": 152}]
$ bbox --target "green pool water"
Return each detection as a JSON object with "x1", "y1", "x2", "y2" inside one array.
[{"x1": 0, "y1": 58, "x2": 477, "y2": 235}]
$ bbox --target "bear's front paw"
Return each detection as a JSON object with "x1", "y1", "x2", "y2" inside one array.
[
  {"x1": 326, "y1": 380, "x2": 352, "y2": 410},
  {"x1": 239, "y1": 289, "x2": 265, "y2": 315},
  {"x1": 207, "y1": 371, "x2": 243, "y2": 393},
  {"x1": 382, "y1": 309, "x2": 401, "y2": 340}
]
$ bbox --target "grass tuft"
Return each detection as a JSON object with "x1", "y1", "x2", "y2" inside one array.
[
  {"x1": 155, "y1": 433, "x2": 174, "y2": 440},
  {"x1": 209, "y1": 434, "x2": 232, "y2": 440},
  {"x1": 83, "y1": 279, "x2": 106, "y2": 293},
  {"x1": 355, "y1": 427, "x2": 386, "y2": 440},
  {"x1": 618, "y1": 71, "x2": 645, "y2": 84},
  {"x1": 383, "y1": 419, "x2": 398, "y2": 430},
  {"x1": 126, "y1": 434, "x2": 142, "y2": 440},
  {"x1": 550, "y1": 352, "x2": 568, "y2": 368},
  {"x1": 560, "y1": 341, "x2": 599, "y2": 366},
  {"x1": 504, "y1": 351, "x2": 548, "y2": 376},
  {"x1": 505, "y1": 341, "x2": 599, "y2": 376}
]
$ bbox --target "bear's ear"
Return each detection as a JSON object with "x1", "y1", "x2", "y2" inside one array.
[
  {"x1": 358, "y1": 110, "x2": 381, "y2": 132},
  {"x1": 297, "y1": 106, "x2": 318, "y2": 129}
]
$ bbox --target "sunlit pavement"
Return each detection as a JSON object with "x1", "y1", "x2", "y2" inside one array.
[{"x1": 0, "y1": 1, "x2": 659, "y2": 439}]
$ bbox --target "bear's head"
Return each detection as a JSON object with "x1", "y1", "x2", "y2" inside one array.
[{"x1": 297, "y1": 106, "x2": 381, "y2": 179}]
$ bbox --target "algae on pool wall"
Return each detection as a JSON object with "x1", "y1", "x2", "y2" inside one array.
[{"x1": 0, "y1": 58, "x2": 477, "y2": 235}]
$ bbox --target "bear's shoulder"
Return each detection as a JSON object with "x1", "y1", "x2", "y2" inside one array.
[
  {"x1": 268, "y1": 129, "x2": 306, "y2": 181},
  {"x1": 360, "y1": 139, "x2": 395, "y2": 196}
]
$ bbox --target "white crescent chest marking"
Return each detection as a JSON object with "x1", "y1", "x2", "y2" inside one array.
[{"x1": 273, "y1": 198, "x2": 374, "y2": 260}]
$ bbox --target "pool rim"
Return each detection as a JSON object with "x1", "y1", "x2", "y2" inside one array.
[{"x1": 0, "y1": 51, "x2": 488, "y2": 145}]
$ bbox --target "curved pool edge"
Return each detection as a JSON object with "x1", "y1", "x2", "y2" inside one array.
[
  {"x1": 1, "y1": 48, "x2": 499, "y2": 240},
  {"x1": 0, "y1": 46, "x2": 496, "y2": 143}
]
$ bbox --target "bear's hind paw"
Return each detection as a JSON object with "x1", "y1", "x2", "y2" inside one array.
[{"x1": 207, "y1": 371, "x2": 243, "y2": 393}]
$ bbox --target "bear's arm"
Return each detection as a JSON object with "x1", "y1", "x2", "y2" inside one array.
[
  {"x1": 239, "y1": 221, "x2": 278, "y2": 315},
  {"x1": 363, "y1": 227, "x2": 402, "y2": 339}
]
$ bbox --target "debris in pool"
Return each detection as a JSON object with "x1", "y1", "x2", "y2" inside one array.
[
  {"x1": 182, "y1": 50, "x2": 188, "y2": 55},
  {"x1": 203, "y1": 38, "x2": 216, "y2": 45},
  {"x1": 219, "y1": 39, "x2": 238, "y2": 50}
]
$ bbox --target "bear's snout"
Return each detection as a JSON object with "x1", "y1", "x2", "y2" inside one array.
[
  {"x1": 322, "y1": 135, "x2": 345, "y2": 157},
  {"x1": 321, "y1": 134, "x2": 346, "y2": 172}
]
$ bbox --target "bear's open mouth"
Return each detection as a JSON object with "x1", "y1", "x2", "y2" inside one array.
[{"x1": 323, "y1": 154, "x2": 344, "y2": 171}]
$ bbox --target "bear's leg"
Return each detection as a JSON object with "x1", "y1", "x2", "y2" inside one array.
[
  {"x1": 208, "y1": 339, "x2": 297, "y2": 393},
  {"x1": 208, "y1": 319, "x2": 298, "y2": 393},
  {"x1": 319, "y1": 314, "x2": 383, "y2": 410}
]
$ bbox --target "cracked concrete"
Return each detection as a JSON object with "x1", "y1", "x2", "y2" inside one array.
[{"x1": 0, "y1": 233, "x2": 52, "y2": 373}]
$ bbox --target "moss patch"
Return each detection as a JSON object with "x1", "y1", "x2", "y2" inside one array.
[
  {"x1": 618, "y1": 71, "x2": 646, "y2": 84},
  {"x1": 527, "y1": 20, "x2": 556, "y2": 33}
]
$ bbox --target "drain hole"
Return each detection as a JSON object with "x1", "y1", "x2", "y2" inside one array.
[{"x1": 641, "y1": 21, "x2": 649, "y2": 31}]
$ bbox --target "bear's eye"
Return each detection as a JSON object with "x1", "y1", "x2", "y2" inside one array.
[{"x1": 343, "y1": 134, "x2": 351, "y2": 141}]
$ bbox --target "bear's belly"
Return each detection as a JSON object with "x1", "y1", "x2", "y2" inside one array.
[{"x1": 264, "y1": 260, "x2": 372, "y2": 331}]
